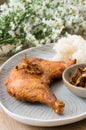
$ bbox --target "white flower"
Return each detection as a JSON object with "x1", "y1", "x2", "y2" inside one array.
[
  {"x1": 42, "y1": 19, "x2": 55, "y2": 27},
  {"x1": 40, "y1": 39, "x2": 45, "y2": 44},
  {"x1": 45, "y1": 37, "x2": 51, "y2": 44},
  {"x1": 26, "y1": 33, "x2": 35, "y2": 41},
  {"x1": 16, "y1": 45, "x2": 22, "y2": 51},
  {"x1": 9, "y1": 1, "x2": 25, "y2": 12},
  {"x1": 82, "y1": 21, "x2": 86, "y2": 28},
  {"x1": 10, "y1": 22, "x2": 15, "y2": 30},
  {"x1": 24, "y1": 23, "x2": 31, "y2": 33},
  {"x1": 52, "y1": 26, "x2": 64, "y2": 37},
  {"x1": 0, "y1": 4, "x2": 9, "y2": 16},
  {"x1": 15, "y1": 28, "x2": 20, "y2": 35},
  {"x1": 0, "y1": 4, "x2": 7, "y2": 11},
  {"x1": 43, "y1": 28, "x2": 47, "y2": 33},
  {"x1": 8, "y1": 30, "x2": 15, "y2": 38},
  {"x1": 57, "y1": 18, "x2": 63, "y2": 27},
  {"x1": 34, "y1": 18, "x2": 41, "y2": 26},
  {"x1": 43, "y1": 1, "x2": 49, "y2": 6},
  {"x1": 51, "y1": 33, "x2": 57, "y2": 40},
  {"x1": 34, "y1": 40, "x2": 40, "y2": 46},
  {"x1": 26, "y1": 0, "x2": 31, "y2": 3},
  {"x1": 46, "y1": 8, "x2": 54, "y2": 16}
]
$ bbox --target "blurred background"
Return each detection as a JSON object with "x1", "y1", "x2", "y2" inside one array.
[{"x1": 0, "y1": 0, "x2": 5, "y2": 4}]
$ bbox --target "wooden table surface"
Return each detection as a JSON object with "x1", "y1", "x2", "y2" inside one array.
[{"x1": 0, "y1": 58, "x2": 86, "y2": 130}]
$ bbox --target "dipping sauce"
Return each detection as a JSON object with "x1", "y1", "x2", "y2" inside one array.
[{"x1": 70, "y1": 66, "x2": 86, "y2": 88}]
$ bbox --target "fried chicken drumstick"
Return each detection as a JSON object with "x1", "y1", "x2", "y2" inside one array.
[{"x1": 5, "y1": 56, "x2": 76, "y2": 114}]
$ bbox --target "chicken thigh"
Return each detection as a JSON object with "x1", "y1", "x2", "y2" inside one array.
[{"x1": 5, "y1": 56, "x2": 76, "y2": 114}]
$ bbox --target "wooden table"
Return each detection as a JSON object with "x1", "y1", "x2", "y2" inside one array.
[{"x1": 0, "y1": 58, "x2": 86, "y2": 130}]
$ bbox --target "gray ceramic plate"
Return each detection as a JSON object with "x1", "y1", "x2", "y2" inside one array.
[{"x1": 0, "y1": 44, "x2": 86, "y2": 127}]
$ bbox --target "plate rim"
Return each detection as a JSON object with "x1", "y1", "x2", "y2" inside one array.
[
  {"x1": 0, "y1": 44, "x2": 86, "y2": 126},
  {"x1": 0, "y1": 101, "x2": 86, "y2": 126},
  {"x1": 0, "y1": 101, "x2": 86, "y2": 122}
]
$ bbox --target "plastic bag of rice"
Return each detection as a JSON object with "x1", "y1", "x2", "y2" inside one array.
[{"x1": 52, "y1": 34, "x2": 86, "y2": 63}]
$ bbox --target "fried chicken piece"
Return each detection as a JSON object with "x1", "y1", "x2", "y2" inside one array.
[{"x1": 5, "y1": 56, "x2": 76, "y2": 114}]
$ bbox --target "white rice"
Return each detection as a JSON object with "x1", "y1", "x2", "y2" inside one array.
[{"x1": 52, "y1": 34, "x2": 86, "y2": 63}]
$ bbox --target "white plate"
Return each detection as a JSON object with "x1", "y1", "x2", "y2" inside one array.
[{"x1": 0, "y1": 44, "x2": 86, "y2": 127}]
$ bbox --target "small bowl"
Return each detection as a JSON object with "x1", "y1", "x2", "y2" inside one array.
[{"x1": 62, "y1": 63, "x2": 86, "y2": 98}]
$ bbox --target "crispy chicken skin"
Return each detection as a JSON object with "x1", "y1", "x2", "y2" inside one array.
[{"x1": 5, "y1": 56, "x2": 76, "y2": 114}]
